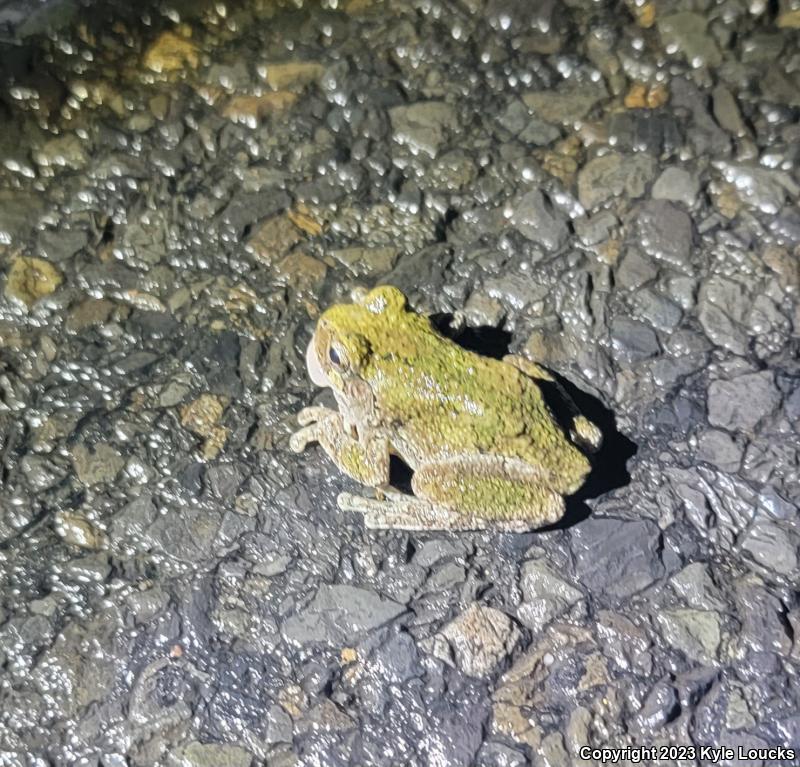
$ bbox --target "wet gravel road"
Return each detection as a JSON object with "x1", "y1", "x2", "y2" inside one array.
[{"x1": 0, "y1": 0, "x2": 799, "y2": 765}]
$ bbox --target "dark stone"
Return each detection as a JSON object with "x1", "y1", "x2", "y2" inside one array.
[
  {"x1": 607, "y1": 109, "x2": 684, "y2": 155},
  {"x1": 610, "y1": 316, "x2": 660, "y2": 362},
  {"x1": 634, "y1": 679, "x2": 681, "y2": 734},
  {"x1": 633, "y1": 200, "x2": 694, "y2": 271},
  {"x1": 570, "y1": 518, "x2": 665, "y2": 601}
]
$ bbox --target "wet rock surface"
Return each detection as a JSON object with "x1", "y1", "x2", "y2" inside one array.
[{"x1": 0, "y1": 0, "x2": 798, "y2": 765}]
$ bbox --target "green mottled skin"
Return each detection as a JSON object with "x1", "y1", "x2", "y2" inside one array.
[{"x1": 290, "y1": 286, "x2": 602, "y2": 531}]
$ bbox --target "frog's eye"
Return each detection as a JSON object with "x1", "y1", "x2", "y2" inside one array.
[{"x1": 328, "y1": 346, "x2": 343, "y2": 367}]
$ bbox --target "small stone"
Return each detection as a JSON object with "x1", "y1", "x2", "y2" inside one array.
[
  {"x1": 5, "y1": 256, "x2": 63, "y2": 308},
  {"x1": 577, "y1": 152, "x2": 656, "y2": 210},
  {"x1": 222, "y1": 92, "x2": 298, "y2": 125},
  {"x1": 615, "y1": 248, "x2": 658, "y2": 289},
  {"x1": 517, "y1": 560, "x2": 583, "y2": 633},
  {"x1": 37, "y1": 228, "x2": 89, "y2": 262},
  {"x1": 509, "y1": 190, "x2": 568, "y2": 250},
  {"x1": 610, "y1": 316, "x2": 660, "y2": 363},
  {"x1": 330, "y1": 246, "x2": 399, "y2": 276},
  {"x1": 498, "y1": 100, "x2": 560, "y2": 145},
  {"x1": 175, "y1": 742, "x2": 252, "y2": 767},
  {"x1": 71, "y1": 443, "x2": 125, "y2": 486},
  {"x1": 712, "y1": 85, "x2": 748, "y2": 138},
  {"x1": 522, "y1": 82, "x2": 607, "y2": 125},
  {"x1": 658, "y1": 12, "x2": 722, "y2": 68},
  {"x1": 709, "y1": 180, "x2": 743, "y2": 220},
  {"x1": 538, "y1": 150, "x2": 578, "y2": 185},
  {"x1": 389, "y1": 101, "x2": 459, "y2": 158},
  {"x1": 630, "y1": 289, "x2": 682, "y2": 332},
  {"x1": 629, "y1": 0, "x2": 656, "y2": 27},
  {"x1": 741, "y1": 521, "x2": 797, "y2": 576},
  {"x1": 462, "y1": 291, "x2": 506, "y2": 327},
  {"x1": 575, "y1": 211, "x2": 618, "y2": 246},
  {"x1": 427, "y1": 150, "x2": 479, "y2": 192},
  {"x1": 656, "y1": 609, "x2": 721, "y2": 664},
  {"x1": 635, "y1": 680, "x2": 680, "y2": 734},
  {"x1": 624, "y1": 82, "x2": 669, "y2": 109},
  {"x1": 54, "y1": 511, "x2": 107, "y2": 550},
  {"x1": 538, "y1": 732, "x2": 570, "y2": 767},
  {"x1": 265, "y1": 704, "x2": 294, "y2": 744},
  {"x1": 66, "y1": 298, "x2": 115, "y2": 332},
  {"x1": 606, "y1": 110, "x2": 683, "y2": 155},
  {"x1": 777, "y1": 0, "x2": 800, "y2": 28},
  {"x1": 652, "y1": 167, "x2": 700, "y2": 206},
  {"x1": 707, "y1": 372, "x2": 781, "y2": 433},
  {"x1": 431, "y1": 603, "x2": 520, "y2": 677},
  {"x1": 262, "y1": 61, "x2": 324, "y2": 90},
  {"x1": 274, "y1": 251, "x2": 327, "y2": 292},
  {"x1": 571, "y1": 518, "x2": 664, "y2": 600},
  {"x1": 149, "y1": 93, "x2": 170, "y2": 120},
  {"x1": 246, "y1": 214, "x2": 302, "y2": 265},
  {"x1": 726, "y1": 688, "x2": 756, "y2": 731},
  {"x1": 696, "y1": 429, "x2": 743, "y2": 472},
  {"x1": 714, "y1": 162, "x2": 799, "y2": 216},
  {"x1": 143, "y1": 30, "x2": 199, "y2": 73},
  {"x1": 734, "y1": 577, "x2": 793, "y2": 654},
  {"x1": 634, "y1": 200, "x2": 693, "y2": 271},
  {"x1": 0, "y1": 190, "x2": 45, "y2": 245},
  {"x1": 519, "y1": 116, "x2": 562, "y2": 146},
  {"x1": 281, "y1": 584, "x2": 405, "y2": 646},
  {"x1": 697, "y1": 277, "x2": 749, "y2": 354},
  {"x1": 33, "y1": 134, "x2": 88, "y2": 170},
  {"x1": 669, "y1": 563, "x2": 726, "y2": 611},
  {"x1": 180, "y1": 394, "x2": 229, "y2": 460}
]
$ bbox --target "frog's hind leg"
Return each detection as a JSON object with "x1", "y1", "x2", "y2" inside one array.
[
  {"x1": 339, "y1": 455, "x2": 564, "y2": 532},
  {"x1": 338, "y1": 489, "x2": 534, "y2": 532},
  {"x1": 503, "y1": 354, "x2": 602, "y2": 452}
]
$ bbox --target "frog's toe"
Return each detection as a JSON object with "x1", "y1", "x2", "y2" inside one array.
[
  {"x1": 297, "y1": 405, "x2": 333, "y2": 426},
  {"x1": 289, "y1": 426, "x2": 316, "y2": 453},
  {"x1": 337, "y1": 491, "x2": 362, "y2": 510},
  {"x1": 571, "y1": 415, "x2": 602, "y2": 452}
]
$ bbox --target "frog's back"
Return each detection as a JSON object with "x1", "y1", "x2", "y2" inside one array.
[{"x1": 372, "y1": 333, "x2": 589, "y2": 489}]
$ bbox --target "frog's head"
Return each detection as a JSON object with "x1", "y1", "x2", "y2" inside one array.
[{"x1": 305, "y1": 286, "x2": 409, "y2": 393}]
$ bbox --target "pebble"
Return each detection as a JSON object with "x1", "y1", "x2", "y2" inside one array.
[
  {"x1": 4, "y1": 256, "x2": 63, "y2": 307},
  {"x1": 389, "y1": 101, "x2": 459, "y2": 157},
  {"x1": 430, "y1": 603, "x2": 520, "y2": 677},
  {"x1": 509, "y1": 190, "x2": 569, "y2": 250},
  {"x1": 652, "y1": 167, "x2": 700, "y2": 206},
  {"x1": 657, "y1": 12, "x2": 722, "y2": 68},
  {"x1": 281, "y1": 585, "x2": 405, "y2": 645},
  {"x1": 634, "y1": 200, "x2": 694, "y2": 272},
  {"x1": 656, "y1": 609, "x2": 722, "y2": 664},
  {"x1": 522, "y1": 82, "x2": 607, "y2": 125},
  {"x1": 577, "y1": 152, "x2": 656, "y2": 210},
  {"x1": 707, "y1": 372, "x2": 781, "y2": 433}
]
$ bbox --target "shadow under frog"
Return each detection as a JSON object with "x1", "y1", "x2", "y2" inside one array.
[{"x1": 291, "y1": 286, "x2": 635, "y2": 533}]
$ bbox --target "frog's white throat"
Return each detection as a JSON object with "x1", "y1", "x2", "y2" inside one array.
[{"x1": 306, "y1": 335, "x2": 330, "y2": 388}]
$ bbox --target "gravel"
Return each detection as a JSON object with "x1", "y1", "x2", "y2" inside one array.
[{"x1": 0, "y1": 0, "x2": 798, "y2": 764}]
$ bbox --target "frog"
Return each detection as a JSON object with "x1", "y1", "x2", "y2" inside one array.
[{"x1": 289, "y1": 285, "x2": 602, "y2": 532}]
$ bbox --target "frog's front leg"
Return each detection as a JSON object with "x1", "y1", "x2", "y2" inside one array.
[
  {"x1": 340, "y1": 454, "x2": 564, "y2": 532},
  {"x1": 290, "y1": 406, "x2": 390, "y2": 486}
]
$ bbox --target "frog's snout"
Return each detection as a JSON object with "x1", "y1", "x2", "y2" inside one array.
[{"x1": 306, "y1": 334, "x2": 330, "y2": 388}]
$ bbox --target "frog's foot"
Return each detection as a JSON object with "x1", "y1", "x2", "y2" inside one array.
[
  {"x1": 289, "y1": 406, "x2": 338, "y2": 453},
  {"x1": 337, "y1": 491, "x2": 538, "y2": 532},
  {"x1": 570, "y1": 415, "x2": 603, "y2": 452},
  {"x1": 296, "y1": 405, "x2": 337, "y2": 427}
]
